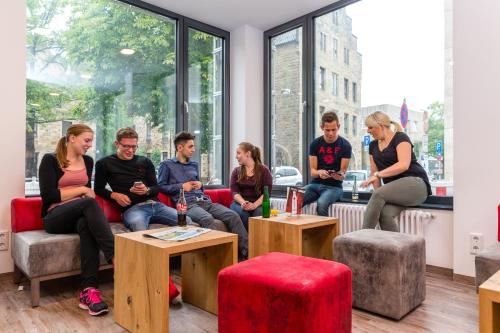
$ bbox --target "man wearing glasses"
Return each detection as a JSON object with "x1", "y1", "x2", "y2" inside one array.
[{"x1": 94, "y1": 127, "x2": 189, "y2": 231}]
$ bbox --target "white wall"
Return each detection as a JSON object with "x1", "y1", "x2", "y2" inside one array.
[
  {"x1": 453, "y1": 0, "x2": 500, "y2": 276},
  {"x1": 0, "y1": 0, "x2": 26, "y2": 274},
  {"x1": 230, "y1": 25, "x2": 264, "y2": 170}
]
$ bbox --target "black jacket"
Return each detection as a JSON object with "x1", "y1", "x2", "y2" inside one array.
[{"x1": 38, "y1": 153, "x2": 93, "y2": 217}]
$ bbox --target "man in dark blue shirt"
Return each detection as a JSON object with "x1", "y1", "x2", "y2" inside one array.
[
  {"x1": 303, "y1": 111, "x2": 352, "y2": 216},
  {"x1": 158, "y1": 131, "x2": 248, "y2": 259}
]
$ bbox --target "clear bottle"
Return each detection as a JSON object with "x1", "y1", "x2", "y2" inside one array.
[
  {"x1": 262, "y1": 186, "x2": 270, "y2": 218},
  {"x1": 352, "y1": 177, "x2": 359, "y2": 202},
  {"x1": 177, "y1": 188, "x2": 187, "y2": 227}
]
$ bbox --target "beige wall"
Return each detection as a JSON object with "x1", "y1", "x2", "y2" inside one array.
[{"x1": 0, "y1": 0, "x2": 25, "y2": 274}]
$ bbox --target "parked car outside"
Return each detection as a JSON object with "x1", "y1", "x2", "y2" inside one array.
[
  {"x1": 343, "y1": 170, "x2": 373, "y2": 192},
  {"x1": 273, "y1": 166, "x2": 303, "y2": 186}
]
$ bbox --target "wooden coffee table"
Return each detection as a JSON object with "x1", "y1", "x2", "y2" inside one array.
[
  {"x1": 114, "y1": 228, "x2": 237, "y2": 333},
  {"x1": 249, "y1": 214, "x2": 338, "y2": 260},
  {"x1": 479, "y1": 269, "x2": 500, "y2": 333}
]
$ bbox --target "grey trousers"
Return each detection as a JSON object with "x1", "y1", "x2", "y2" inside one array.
[
  {"x1": 362, "y1": 176, "x2": 428, "y2": 232},
  {"x1": 187, "y1": 200, "x2": 248, "y2": 257}
]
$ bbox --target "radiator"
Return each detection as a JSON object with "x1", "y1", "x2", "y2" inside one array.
[{"x1": 270, "y1": 199, "x2": 432, "y2": 236}]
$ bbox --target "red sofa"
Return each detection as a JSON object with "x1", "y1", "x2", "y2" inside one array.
[{"x1": 10, "y1": 189, "x2": 233, "y2": 306}]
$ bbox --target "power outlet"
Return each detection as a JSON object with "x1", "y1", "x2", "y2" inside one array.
[
  {"x1": 469, "y1": 232, "x2": 483, "y2": 255},
  {"x1": 0, "y1": 230, "x2": 9, "y2": 251}
]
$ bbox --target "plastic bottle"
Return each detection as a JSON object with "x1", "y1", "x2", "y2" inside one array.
[{"x1": 352, "y1": 177, "x2": 359, "y2": 202}]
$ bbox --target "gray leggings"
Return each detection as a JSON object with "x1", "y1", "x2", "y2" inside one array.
[{"x1": 362, "y1": 176, "x2": 428, "y2": 232}]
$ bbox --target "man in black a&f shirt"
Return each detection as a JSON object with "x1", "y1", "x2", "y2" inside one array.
[{"x1": 94, "y1": 127, "x2": 191, "y2": 231}]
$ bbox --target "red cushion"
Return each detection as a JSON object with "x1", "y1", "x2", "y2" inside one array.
[
  {"x1": 158, "y1": 192, "x2": 174, "y2": 207},
  {"x1": 11, "y1": 198, "x2": 43, "y2": 232},
  {"x1": 205, "y1": 189, "x2": 232, "y2": 208},
  {"x1": 218, "y1": 252, "x2": 352, "y2": 333},
  {"x1": 94, "y1": 196, "x2": 123, "y2": 223}
]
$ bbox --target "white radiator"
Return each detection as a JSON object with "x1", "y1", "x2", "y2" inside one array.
[{"x1": 270, "y1": 199, "x2": 433, "y2": 236}]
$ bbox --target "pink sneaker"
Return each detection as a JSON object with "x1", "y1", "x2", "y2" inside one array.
[{"x1": 79, "y1": 288, "x2": 109, "y2": 316}]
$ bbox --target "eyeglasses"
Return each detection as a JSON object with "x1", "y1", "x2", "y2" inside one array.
[{"x1": 119, "y1": 143, "x2": 138, "y2": 151}]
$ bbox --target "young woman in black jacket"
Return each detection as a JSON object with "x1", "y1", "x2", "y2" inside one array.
[{"x1": 39, "y1": 124, "x2": 114, "y2": 316}]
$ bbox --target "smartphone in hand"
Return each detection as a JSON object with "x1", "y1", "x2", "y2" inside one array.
[{"x1": 133, "y1": 181, "x2": 144, "y2": 187}]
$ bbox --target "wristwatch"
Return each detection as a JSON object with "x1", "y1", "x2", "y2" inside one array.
[
  {"x1": 145, "y1": 187, "x2": 151, "y2": 195},
  {"x1": 374, "y1": 171, "x2": 381, "y2": 178}
]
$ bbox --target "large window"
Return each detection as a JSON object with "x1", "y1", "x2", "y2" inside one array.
[
  {"x1": 26, "y1": 0, "x2": 229, "y2": 194},
  {"x1": 267, "y1": 27, "x2": 304, "y2": 187},
  {"x1": 265, "y1": 0, "x2": 453, "y2": 201}
]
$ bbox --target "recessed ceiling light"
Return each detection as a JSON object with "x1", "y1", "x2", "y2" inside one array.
[
  {"x1": 49, "y1": 92, "x2": 60, "y2": 96},
  {"x1": 120, "y1": 48, "x2": 135, "y2": 55},
  {"x1": 80, "y1": 73, "x2": 92, "y2": 79}
]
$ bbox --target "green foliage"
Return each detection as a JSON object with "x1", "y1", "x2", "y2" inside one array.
[{"x1": 426, "y1": 101, "x2": 444, "y2": 159}]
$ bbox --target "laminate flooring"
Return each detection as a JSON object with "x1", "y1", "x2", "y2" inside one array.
[{"x1": 0, "y1": 270, "x2": 478, "y2": 333}]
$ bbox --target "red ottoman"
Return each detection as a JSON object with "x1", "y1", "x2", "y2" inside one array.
[{"x1": 218, "y1": 252, "x2": 352, "y2": 333}]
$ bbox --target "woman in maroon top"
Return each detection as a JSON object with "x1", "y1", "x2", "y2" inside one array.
[
  {"x1": 230, "y1": 142, "x2": 273, "y2": 230},
  {"x1": 39, "y1": 124, "x2": 114, "y2": 316}
]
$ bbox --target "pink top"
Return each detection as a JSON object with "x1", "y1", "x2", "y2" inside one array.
[{"x1": 48, "y1": 168, "x2": 88, "y2": 211}]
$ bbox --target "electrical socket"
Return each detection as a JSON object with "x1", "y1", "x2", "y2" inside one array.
[
  {"x1": 469, "y1": 232, "x2": 483, "y2": 255},
  {"x1": 0, "y1": 230, "x2": 9, "y2": 251}
]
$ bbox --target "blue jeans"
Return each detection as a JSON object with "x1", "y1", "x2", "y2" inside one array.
[
  {"x1": 229, "y1": 202, "x2": 263, "y2": 231},
  {"x1": 302, "y1": 183, "x2": 343, "y2": 216},
  {"x1": 123, "y1": 200, "x2": 190, "y2": 231}
]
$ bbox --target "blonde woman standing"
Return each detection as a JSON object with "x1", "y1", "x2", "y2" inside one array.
[{"x1": 361, "y1": 112, "x2": 431, "y2": 231}]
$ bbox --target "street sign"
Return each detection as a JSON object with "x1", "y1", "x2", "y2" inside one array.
[
  {"x1": 363, "y1": 135, "x2": 370, "y2": 151},
  {"x1": 436, "y1": 141, "x2": 442, "y2": 155}
]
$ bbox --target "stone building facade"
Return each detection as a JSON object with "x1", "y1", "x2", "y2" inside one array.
[{"x1": 271, "y1": 8, "x2": 363, "y2": 174}]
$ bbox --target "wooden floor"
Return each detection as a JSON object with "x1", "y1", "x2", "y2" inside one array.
[{"x1": 0, "y1": 270, "x2": 478, "y2": 333}]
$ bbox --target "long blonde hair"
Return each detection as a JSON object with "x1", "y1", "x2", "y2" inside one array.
[
  {"x1": 56, "y1": 124, "x2": 93, "y2": 169},
  {"x1": 237, "y1": 142, "x2": 264, "y2": 194},
  {"x1": 364, "y1": 111, "x2": 403, "y2": 133}
]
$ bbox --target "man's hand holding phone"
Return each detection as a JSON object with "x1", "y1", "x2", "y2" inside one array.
[
  {"x1": 328, "y1": 170, "x2": 345, "y2": 180},
  {"x1": 130, "y1": 180, "x2": 149, "y2": 195}
]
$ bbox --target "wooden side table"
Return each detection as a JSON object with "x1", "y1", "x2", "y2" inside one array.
[
  {"x1": 249, "y1": 214, "x2": 338, "y2": 260},
  {"x1": 479, "y1": 269, "x2": 500, "y2": 333},
  {"x1": 114, "y1": 228, "x2": 237, "y2": 333}
]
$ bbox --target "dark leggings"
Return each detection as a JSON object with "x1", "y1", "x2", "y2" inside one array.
[{"x1": 43, "y1": 198, "x2": 114, "y2": 289}]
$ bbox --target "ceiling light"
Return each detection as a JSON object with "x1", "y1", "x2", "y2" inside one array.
[
  {"x1": 49, "y1": 92, "x2": 60, "y2": 96},
  {"x1": 120, "y1": 48, "x2": 135, "y2": 55},
  {"x1": 80, "y1": 73, "x2": 92, "y2": 79}
]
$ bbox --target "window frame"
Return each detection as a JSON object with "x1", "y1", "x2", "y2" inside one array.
[
  {"x1": 26, "y1": 0, "x2": 231, "y2": 190},
  {"x1": 263, "y1": 0, "x2": 453, "y2": 209}
]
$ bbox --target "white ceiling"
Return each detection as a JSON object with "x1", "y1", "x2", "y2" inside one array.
[{"x1": 143, "y1": 0, "x2": 339, "y2": 31}]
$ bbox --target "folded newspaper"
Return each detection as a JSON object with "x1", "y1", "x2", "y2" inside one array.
[{"x1": 143, "y1": 227, "x2": 211, "y2": 241}]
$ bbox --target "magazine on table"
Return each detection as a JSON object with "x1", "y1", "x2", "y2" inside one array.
[{"x1": 143, "y1": 227, "x2": 211, "y2": 241}]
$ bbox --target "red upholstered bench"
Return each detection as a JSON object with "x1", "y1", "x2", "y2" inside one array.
[
  {"x1": 11, "y1": 188, "x2": 233, "y2": 306},
  {"x1": 218, "y1": 252, "x2": 352, "y2": 333}
]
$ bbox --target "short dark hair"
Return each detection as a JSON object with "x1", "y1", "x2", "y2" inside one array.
[
  {"x1": 174, "y1": 131, "x2": 195, "y2": 150},
  {"x1": 116, "y1": 127, "x2": 138, "y2": 142},
  {"x1": 321, "y1": 111, "x2": 339, "y2": 126}
]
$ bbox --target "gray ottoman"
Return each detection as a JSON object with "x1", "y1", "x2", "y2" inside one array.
[
  {"x1": 475, "y1": 243, "x2": 500, "y2": 289},
  {"x1": 333, "y1": 229, "x2": 426, "y2": 320}
]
